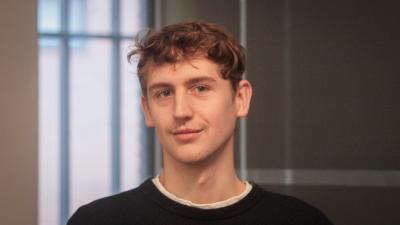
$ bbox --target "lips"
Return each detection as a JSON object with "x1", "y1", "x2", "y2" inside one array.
[{"x1": 173, "y1": 128, "x2": 203, "y2": 142}]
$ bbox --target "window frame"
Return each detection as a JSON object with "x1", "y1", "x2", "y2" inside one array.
[{"x1": 38, "y1": 0, "x2": 154, "y2": 224}]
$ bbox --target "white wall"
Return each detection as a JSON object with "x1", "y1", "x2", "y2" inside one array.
[{"x1": 0, "y1": 0, "x2": 38, "y2": 224}]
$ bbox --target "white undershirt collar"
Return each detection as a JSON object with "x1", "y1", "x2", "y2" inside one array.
[{"x1": 152, "y1": 175, "x2": 253, "y2": 209}]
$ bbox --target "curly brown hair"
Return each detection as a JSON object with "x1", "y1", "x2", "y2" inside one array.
[{"x1": 127, "y1": 21, "x2": 246, "y2": 95}]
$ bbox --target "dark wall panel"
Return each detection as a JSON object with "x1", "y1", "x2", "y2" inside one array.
[
  {"x1": 159, "y1": 0, "x2": 240, "y2": 39},
  {"x1": 247, "y1": 0, "x2": 400, "y2": 169},
  {"x1": 262, "y1": 184, "x2": 400, "y2": 225},
  {"x1": 289, "y1": 1, "x2": 400, "y2": 170},
  {"x1": 247, "y1": 0, "x2": 287, "y2": 168}
]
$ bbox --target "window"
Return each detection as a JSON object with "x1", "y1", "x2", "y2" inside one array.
[{"x1": 38, "y1": 1, "x2": 151, "y2": 225}]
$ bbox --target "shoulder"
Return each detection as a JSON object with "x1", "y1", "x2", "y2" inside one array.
[
  {"x1": 67, "y1": 179, "x2": 154, "y2": 225},
  {"x1": 251, "y1": 183, "x2": 334, "y2": 225}
]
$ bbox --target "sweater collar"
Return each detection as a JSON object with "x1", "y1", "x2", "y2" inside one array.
[{"x1": 140, "y1": 177, "x2": 264, "y2": 220}]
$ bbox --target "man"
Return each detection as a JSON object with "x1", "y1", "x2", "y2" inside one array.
[{"x1": 68, "y1": 21, "x2": 333, "y2": 225}]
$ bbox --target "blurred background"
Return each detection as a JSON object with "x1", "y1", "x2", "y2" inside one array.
[{"x1": 0, "y1": 0, "x2": 399, "y2": 225}]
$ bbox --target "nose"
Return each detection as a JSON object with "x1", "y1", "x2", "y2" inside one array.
[{"x1": 173, "y1": 91, "x2": 193, "y2": 121}]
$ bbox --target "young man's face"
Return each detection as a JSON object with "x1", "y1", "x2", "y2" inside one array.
[{"x1": 141, "y1": 57, "x2": 251, "y2": 165}]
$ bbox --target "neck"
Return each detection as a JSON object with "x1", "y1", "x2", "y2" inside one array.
[{"x1": 159, "y1": 137, "x2": 246, "y2": 204}]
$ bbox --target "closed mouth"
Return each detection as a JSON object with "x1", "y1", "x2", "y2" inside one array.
[
  {"x1": 173, "y1": 128, "x2": 202, "y2": 135},
  {"x1": 173, "y1": 128, "x2": 203, "y2": 142}
]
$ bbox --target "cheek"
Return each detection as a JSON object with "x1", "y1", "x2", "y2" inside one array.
[
  {"x1": 196, "y1": 96, "x2": 237, "y2": 124},
  {"x1": 148, "y1": 106, "x2": 170, "y2": 129}
]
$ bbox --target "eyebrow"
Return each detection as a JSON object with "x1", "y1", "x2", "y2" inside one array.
[
  {"x1": 148, "y1": 76, "x2": 217, "y2": 93},
  {"x1": 184, "y1": 76, "x2": 217, "y2": 86},
  {"x1": 148, "y1": 82, "x2": 172, "y2": 93}
]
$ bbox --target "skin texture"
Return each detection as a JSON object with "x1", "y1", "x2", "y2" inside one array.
[{"x1": 141, "y1": 57, "x2": 252, "y2": 203}]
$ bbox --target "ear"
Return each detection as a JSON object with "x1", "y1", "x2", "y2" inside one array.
[
  {"x1": 235, "y1": 80, "x2": 253, "y2": 117},
  {"x1": 141, "y1": 96, "x2": 155, "y2": 127}
]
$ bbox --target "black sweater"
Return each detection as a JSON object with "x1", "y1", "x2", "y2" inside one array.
[{"x1": 67, "y1": 178, "x2": 333, "y2": 225}]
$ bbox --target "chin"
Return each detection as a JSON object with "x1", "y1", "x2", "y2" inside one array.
[
  {"x1": 181, "y1": 156, "x2": 212, "y2": 165},
  {"x1": 166, "y1": 145, "x2": 221, "y2": 166},
  {"x1": 173, "y1": 152, "x2": 210, "y2": 165}
]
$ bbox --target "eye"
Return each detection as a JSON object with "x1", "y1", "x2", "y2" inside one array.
[
  {"x1": 157, "y1": 89, "x2": 172, "y2": 98},
  {"x1": 194, "y1": 85, "x2": 209, "y2": 93}
]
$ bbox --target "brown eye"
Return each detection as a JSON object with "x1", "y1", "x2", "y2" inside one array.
[
  {"x1": 195, "y1": 85, "x2": 208, "y2": 93},
  {"x1": 157, "y1": 89, "x2": 171, "y2": 98}
]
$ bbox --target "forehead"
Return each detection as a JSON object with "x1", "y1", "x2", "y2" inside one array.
[{"x1": 146, "y1": 57, "x2": 222, "y2": 85}]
